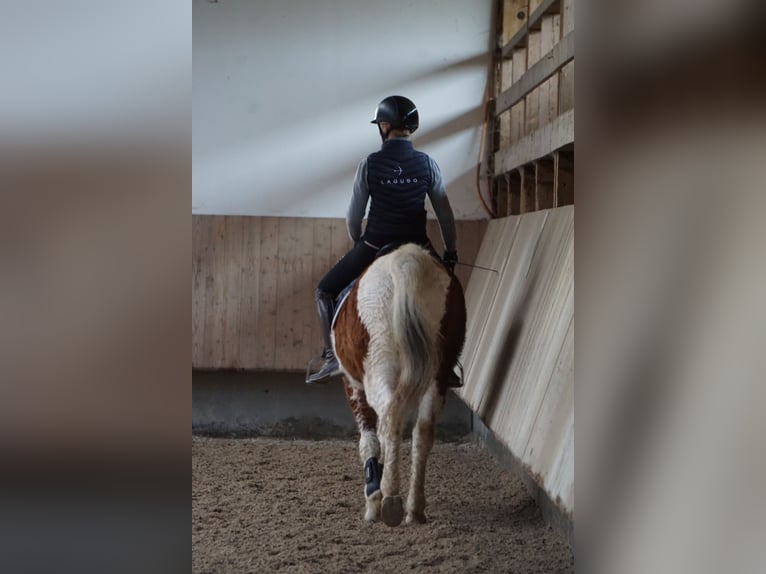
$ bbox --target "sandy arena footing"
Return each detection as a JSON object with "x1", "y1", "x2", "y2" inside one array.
[{"x1": 192, "y1": 437, "x2": 573, "y2": 573}]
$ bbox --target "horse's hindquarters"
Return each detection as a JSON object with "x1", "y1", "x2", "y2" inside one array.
[{"x1": 334, "y1": 244, "x2": 465, "y2": 527}]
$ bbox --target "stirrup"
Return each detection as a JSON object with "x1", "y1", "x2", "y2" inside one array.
[{"x1": 305, "y1": 351, "x2": 341, "y2": 384}]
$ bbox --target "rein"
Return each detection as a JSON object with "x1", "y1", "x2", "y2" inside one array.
[{"x1": 455, "y1": 261, "x2": 499, "y2": 275}]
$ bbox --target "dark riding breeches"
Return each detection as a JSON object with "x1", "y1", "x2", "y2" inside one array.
[{"x1": 317, "y1": 241, "x2": 379, "y2": 299}]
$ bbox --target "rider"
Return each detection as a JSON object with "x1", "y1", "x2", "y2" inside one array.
[{"x1": 306, "y1": 95, "x2": 459, "y2": 384}]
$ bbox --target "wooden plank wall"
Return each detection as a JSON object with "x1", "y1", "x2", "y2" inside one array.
[
  {"x1": 459, "y1": 205, "x2": 573, "y2": 519},
  {"x1": 494, "y1": 0, "x2": 574, "y2": 216},
  {"x1": 192, "y1": 216, "x2": 487, "y2": 371}
]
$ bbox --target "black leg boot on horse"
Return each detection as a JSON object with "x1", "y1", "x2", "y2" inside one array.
[{"x1": 306, "y1": 289, "x2": 341, "y2": 384}]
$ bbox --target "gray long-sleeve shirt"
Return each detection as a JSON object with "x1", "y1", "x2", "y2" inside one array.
[{"x1": 346, "y1": 154, "x2": 457, "y2": 253}]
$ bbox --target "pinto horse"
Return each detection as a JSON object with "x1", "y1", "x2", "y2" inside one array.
[{"x1": 332, "y1": 243, "x2": 466, "y2": 526}]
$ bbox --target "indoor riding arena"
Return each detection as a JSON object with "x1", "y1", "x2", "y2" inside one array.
[{"x1": 193, "y1": 1, "x2": 574, "y2": 572}]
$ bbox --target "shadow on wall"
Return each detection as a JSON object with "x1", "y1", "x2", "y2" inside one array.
[
  {"x1": 194, "y1": 51, "x2": 491, "y2": 154},
  {"x1": 242, "y1": 105, "x2": 486, "y2": 217},
  {"x1": 476, "y1": 231, "x2": 545, "y2": 425},
  {"x1": 415, "y1": 105, "x2": 484, "y2": 149}
]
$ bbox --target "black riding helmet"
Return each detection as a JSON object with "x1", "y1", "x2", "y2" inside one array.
[{"x1": 370, "y1": 95, "x2": 419, "y2": 141}]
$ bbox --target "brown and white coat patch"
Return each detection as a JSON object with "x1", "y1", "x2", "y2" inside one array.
[{"x1": 332, "y1": 244, "x2": 466, "y2": 527}]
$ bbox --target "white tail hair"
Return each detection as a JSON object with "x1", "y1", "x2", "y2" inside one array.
[{"x1": 388, "y1": 245, "x2": 450, "y2": 406}]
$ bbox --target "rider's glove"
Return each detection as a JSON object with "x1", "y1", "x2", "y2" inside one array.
[{"x1": 443, "y1": 250, "x2": 458, "y2": 273}]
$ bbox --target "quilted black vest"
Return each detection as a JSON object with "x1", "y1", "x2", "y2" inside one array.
[{"x1": 363, "y1": 139, "x2": 431, "y2": 248}]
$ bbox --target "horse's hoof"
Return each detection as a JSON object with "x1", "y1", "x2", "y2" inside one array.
[
  {"x1": 406, "y1": 510, "x2": 427, "y2": 524},
  {"x1": 381, "y1": 496, "x2": 404, "y2": 527}
]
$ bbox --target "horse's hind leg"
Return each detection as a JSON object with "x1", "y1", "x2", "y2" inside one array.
[
  {"x1": 406, "y1": 383, "x2": 445, "y2": 524},
  {"x1": 378, "y1": 405, "x2": 405, "y2": 527},
  {"x1": 343, "y1": 378, "x2": 382, "y2": 522}
]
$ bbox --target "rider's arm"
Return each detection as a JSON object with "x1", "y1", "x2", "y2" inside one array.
[
  {"x1": 426, "y1": 158, "x2": 457, "y2": 253},
  {"x1": 347, "y1": 159, "x2": 369, "y2": 243}
]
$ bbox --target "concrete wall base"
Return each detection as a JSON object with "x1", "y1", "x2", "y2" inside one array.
[{"x1": 192, "y1": 371, "x2": 473, "y2": 441}]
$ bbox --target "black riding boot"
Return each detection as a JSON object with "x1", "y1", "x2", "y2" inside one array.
[
  {"x1": 446, "y1": 370, "x2": 462, "y2": 388},
  {"x1": 306, "y1": 289, "x2": 340, "y2": 383}
]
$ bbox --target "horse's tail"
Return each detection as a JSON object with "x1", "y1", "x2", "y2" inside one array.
[{"x1": 389, "y1": 245, "x2": 450, "y2": 405}]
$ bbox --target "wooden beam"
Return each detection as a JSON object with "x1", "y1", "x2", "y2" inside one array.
[
  {"x1": 494, "y1": 108, "x2": 574, "y2": 176},
  {"x1": 502, "y1": 0, "x2": 529, "y2": 46},
  {"x1": 510, "y1": 48, "x2": 527, "y2": 142},
  {"x1": 496, "y1": 31, "x2": 574, "y2": 117},
  {"x1": 553, "y1": 151, "x2": 560, "y2": 206},
  {"x1": 540, "y1": 14, "x2": 561, "y2": 125},
  {"x1": 501, "y1": 0, "x2": 560, "y2": 58},
  {"x1": 558, "y1": 0, "x2": 575, "y2": 113},
  {"x1": 525, "y1": 29, "x2": 542, "y2": 135}
]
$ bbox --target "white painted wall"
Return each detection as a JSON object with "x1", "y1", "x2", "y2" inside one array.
[
  {"x1": 193, "y1": 0, "x2": 493, "y2": 219},
  {"x1": 0, "y1": 1, "x2": 189, "y2": 147}
]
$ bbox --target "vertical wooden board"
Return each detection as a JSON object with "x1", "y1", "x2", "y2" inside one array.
[
  {"x1": 312, "y1": 218, "x2": 334, "y2": 286},
  {"x1": 538, "y1": 16, "x2": 552, "y2": 127},
  {"x1": 492, "y1": 209, "x2": 570, "y2": 445},
  {"x1": 222, "y1": 216, "x2": 243, "y2": 368},
  {"x1": 559, "y1": 0, "x2": 574, "y2": 115},
  {"x1": 510, "y1": 48, "x2": 527, "y2": 142},
  {"x1": 549, "y1": 15, "x2": 561, "y2": 121},
  {"x1": 503, "y1": 0, "x2": 529, "y2": 44},
  {"x1": 520, "y1": 166, "x2": 536, "y2": 213},
  {"x1": 499, "y1": 0, "x2": 525, "y2": 151},
  {"x1": 456, "y1": 220, "x2": 489, "y2": 289},
  {"x1": 463, "y1": 216, "x2": 532, "y2": 408},
  {"x1": 553, "y1": 151, "x2": 560, "y2": 206},
  {"x1": 540, "y1": 15, "x2": 561, "y2": 126},
  {"x1": 561, "y1": 0, "x2": 574, "y2": 34},
  {"x1": 498, "y1": 51, "x2": 513, "y2": 151},
  {"x1": 524, "y1": 314, "x2": 573, "y2": 480},
  {"x1": 239, "y1": 216, "x2": 261, "y2": 369},
  {"x1": 509, "y1": 169, "x2": 522, "y2": 215},
  {"x1": 495, "y1": 207, "x2": 573, "y2": 453},
  {"x1": 309, "y1": 218, "x2": 334, "y2": 356},
  {"x1": 525, "y1": 30, "x2": 542, "y2": 136},
  {"x1": 274, "y1": 217, "x2": 298, "y2": 370},
  {"x1": 203, "y1": 216, "x2": 226, "y2": 368},
  {"x1": 256, "y1": 216, "x2": 279, "y2": 369},
  {"x1": 191, "y1": 215, "x2": 208, "y2": 368},
  {"x1": 469, "y1": 211, "x2": 549, "y2": 419},
  {"x1": 293, "y1": 218, "x2": 317, "y2": 368},
  {"x1": 559, "y1": 60, "x2": 574, "y2": 113},
  {"x1": 460, "y1": 217, "x2": 519, "y2": 403},
  {"x1": 547, "y1": 421, "x2": 574, "y2": 513},
  {"x1": 496, "y1": 173, "x2": 510, "y2": 218},
  {"x1": 459, "y1": 208, "x2": 575, "y2": 520},
  {"x1": 558, "y1": 164, "x2": 575, "y2": 205},
  {"x1": 536, "y1": 159, "x2": 556, "y2": 210}
]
